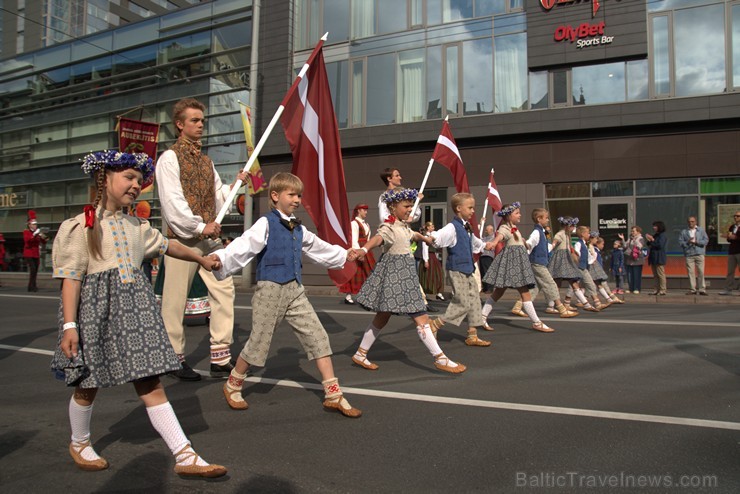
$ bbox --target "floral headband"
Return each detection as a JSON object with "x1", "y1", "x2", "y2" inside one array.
[
  {"x1": 557, "y1": 216, "x2": 579, "y2": 226},
  {"x1": 81, "y1": 150, "x2": 155, "y2": 182},
  {"x1": 496, "y1": 202, "x2": 521, "y2": 217},
  {"x1": 589, "y1": 230, "x2": 600, "y2": 238},
  {"x1": 381, "y1": 188, "x2": 418, "y2": 205}
]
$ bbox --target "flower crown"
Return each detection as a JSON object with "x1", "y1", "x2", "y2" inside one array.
[
  {"x1": 381, "y1": 188, "x2": 418, "y2": 205},
  {"x1": 496, "y1": 202, "x2": 521, "y2": 217},
  {"x1": 589, "y1": 230, "x2": 600, "y2": 238},
  {"x1": 557, "y1": 216, "x2": 579, "y2": 226},
  {"x1": 81, "y1": 150, "x2": 155, "y2": 182}
]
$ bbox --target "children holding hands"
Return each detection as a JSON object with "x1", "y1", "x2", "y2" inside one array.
[
  {"x1": 352, "y1": 187, "x2": 466, "y2": 373},
  {"x1": 51, "y1": 150, "x2": 227, "y2": 477}
]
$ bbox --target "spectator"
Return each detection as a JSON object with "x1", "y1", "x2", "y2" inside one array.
[
  {"x1": 645, "y1": 220, "x2": 668, "y2": 295},
  {"x1": 719, "y1": 210, "x2": 740, "y2": 295},
  {"x1": 618, "y1": 226, "x2": 645, "y2": 294},
  {"x1": 678, "y1": 216, "x2": 709, "y2": 296},
  {"x1": 23, "y1": 210, "x2": 48, "y2": 292}
]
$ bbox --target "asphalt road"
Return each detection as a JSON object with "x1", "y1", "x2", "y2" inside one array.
[{"x1": 1, "y1": 288, "x2": 739, "y2": 493}]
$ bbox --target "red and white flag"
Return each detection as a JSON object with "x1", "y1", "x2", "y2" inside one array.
[
  {"x1": 431, "y1": 119, "x2": 479, "y2": 235},
  {"x1": 487, "y1": 168, "x2": 503, "y2": 213},
  {"x1": 280, "y1": 38, "x2": 356, "y2": 286}
]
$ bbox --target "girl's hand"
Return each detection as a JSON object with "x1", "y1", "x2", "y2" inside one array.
[
  {"x1": 484, "y1": 241, "x2": 496, "y2": 251},
  {"x1": 424, "y1": 261, "x2": 429, "y2": 269},
  {"x1": 201, "y1": 255, "x2": 221, "y2": 271},
  {"x1": 61, "y1": 328, "x2": 79, "y2": 359}
]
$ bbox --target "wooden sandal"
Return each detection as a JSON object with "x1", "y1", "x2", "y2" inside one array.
[{"x1": 351, "y1": 348, "x2": 379, "y2": 370}]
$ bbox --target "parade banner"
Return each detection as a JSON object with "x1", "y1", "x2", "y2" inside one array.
[
  {"x1": 238, "y1": 102, "x2": 267, "y2": 196},
  {"x1": 118, "y1": 117, "x2": 160, "y2": 190}
]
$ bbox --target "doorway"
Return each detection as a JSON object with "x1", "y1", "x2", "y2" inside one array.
[{"x1": 591, "y1": 198, "x2": 633, "y2": 252}]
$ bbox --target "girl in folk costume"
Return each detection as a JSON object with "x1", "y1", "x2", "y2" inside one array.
[
  {"x1": 50, "y1": 151, "x2": 227, "y2": 477},
  {"x1": 353, "y1": 187, "x2": 466, "y2": 373},
  {"x1": 429, "y1": 193, "x2": 497, "y2": 345},
  {"x1": 590, "y1": 235, "x2": 624, "y2": 304},
  {"x1": 547, "y1": 216, "x2": 599, "y2": 312},
  {"x1": 339, "y1": 203, "x2": 376, "y2": 304},
  {"x1": 418, "y1": 221, "x2": 445, "y2": 300},
  {"x1": 569, "y1": 226, "x2": 613, "y2": 310},
  {"x1": 24, "y1": 210, "x2": 48, "y2": 291},
  {"x1": 481, "y1": 203, "x2": 554, "y2": 332}
]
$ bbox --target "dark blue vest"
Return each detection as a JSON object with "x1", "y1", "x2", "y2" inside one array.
[
  {"x1": 446, "y1": 217, "x2": 475, "y2": 275},
  {"x1": 529, "y1": 225, "x2": 549, "y2": 266},
  {"x1": 595, "y1": 247, "x2": 603, "y2": 266},
  {"x1": 577, "y1": 239, "x2": 589, "y2": 269},
  {"x1": 255, "y1": 210, "x2": 303, "y2": 284}
]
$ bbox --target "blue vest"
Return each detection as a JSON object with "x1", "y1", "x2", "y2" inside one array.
[
  {"x1": 446, "y1": 217, "x2": 475, "y2": 275},
  {"x1": 577, "y1": 239, "x2": 589, "y2": 269},
  {"x1": 255, "y1": 210, "x2": 303, "y2": 284},
  {"x1": 595, "y1": 247, "x2": 603, "y2": 266},
  {"x1": 529, "y1": 225, "x2": 549, "y2": 266}
]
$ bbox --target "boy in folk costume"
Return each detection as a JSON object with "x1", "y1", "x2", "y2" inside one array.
[
  {"x1": 212, "y1": 173, "x2": 362, "y2": 418},
  {"x1": 429, "y1": 193, "x2": 497, "y2": 346},
  {"x1": 339, "y1": 203, "x2": 376, "y2": 304},
  {"x1": 510, "y1": 208, "x2": 578, "y2": 319}
]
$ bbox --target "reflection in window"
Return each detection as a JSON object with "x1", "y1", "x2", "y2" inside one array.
[
  {"x1": 674, "y1": 4, "x2": 725, "y2": 97},
  {"x1": 703, "y1": 194, "x2": 740, "y2": 253},
  {"x1": 159, "y1": 32, "x2": 211, "y2": 81},
  {"x1": 446, "y1": 45, "x2": 459, "y2": 115},
  {"x1": 463, "y1": 38, "x2": 492, "y2": 115},
  {"x1": 477, "y1": 0, "x2": 506, "y2": 16},
  {"x1": 552, "y1": 69, "x2": 568, "y2": 105},
  {"x1": 352, "y1": 0, "x2": 374, "y2": 38},
  {"x1": 734, "y1": 4, "x2": 740, "y2": 87},
  {"x1": 627, "y1": 59, "x2": 648, "y2": 100},
  {"x1": 444, "y1": 0, "x2": 473, "y2": 22},
  {"x1": 636, "y1": 197, "x2": 696, "y2": 253},
  {"x1": 636, "y1": 178, "x2": 697, "y2": 196},
  {"x1": 366, "y1": 54, "x2": 395, "y2": 125},
  {"x1": 411, "y1": 0, "x2": 423, "y2": 26},
  {"x1": 397, "y1": 49, "x2": 425, "y2": 122},
  {"x1": 351, "y1": 59, "x2": 364, "y2": 126},
  {"x1": 592, "y1": 181, "x2": 633, "y2": 197},
  {"x1": 324, "y1": 0, "x2": 350, "y2": 42},
  {"x1": 378, "y1": 0, "x2": 407, "y2": 34},
  {"x1": 651, "y1": 15, "x2": 670, "y2": 95},
  {"x1": 427, "y1": 46, "x2": 443, "y2": 119},
  {"x1": 545, "y1": 183, "x2": 590, "y2": 199},
  {"x1": 495, "y1": 33, "x2": 526, "y2": 112},
  {"x1": 546, "y1": 199, "x2": 591, "y2": 231},
  {"x1": 572, "y1": 62, "x2": 625, "y2": 106},
  {"x1": 326, "y1": 60, "x2": 349, "y2": 128},
  {"x1": 700, "y1": 177, "x2": 740, "y2": 194},
  {"x1": 428, "y1": 0, "x2": 442, "y2": 25},
  {"x1": 529, "y1": 70, "x2": 547, "y2": 109}
]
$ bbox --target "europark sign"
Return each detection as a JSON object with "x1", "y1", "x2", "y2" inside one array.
[{"x1": 540, "y1": 0, "x2": 616, "y2": 50}]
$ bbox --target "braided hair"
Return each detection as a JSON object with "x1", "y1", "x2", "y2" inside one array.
[{"x1": 87, "y1": 170, "x2": 106, "y2": 260}]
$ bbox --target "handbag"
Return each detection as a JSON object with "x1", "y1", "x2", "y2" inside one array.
[{"x1": 631, "y1": 246, "x2": 640, "y2": 260}]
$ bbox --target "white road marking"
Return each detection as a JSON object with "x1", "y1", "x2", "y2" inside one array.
[{"x1": 3, "y1": 343, "x2": 738, "y2": 431}]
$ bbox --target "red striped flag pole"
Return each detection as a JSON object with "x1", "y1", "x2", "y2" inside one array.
[{"x1": 216, "y1": 33, "x2": 328, "y2": 224}]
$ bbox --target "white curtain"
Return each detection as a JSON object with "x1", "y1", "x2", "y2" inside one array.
[
  {"x1": 351, "y1": 0, "x2": 375, "y2": 39},
  {"x1": 397, "y1": 51, "x2": 424, "y2": 122},
  {"x1": 495, "y1": 35, "x2": 525, "y2": 112},
  {"x1": 351, "y1": 59, "x2": 363, "y2": 126}
]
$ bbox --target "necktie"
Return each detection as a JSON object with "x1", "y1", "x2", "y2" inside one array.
[{"x1": 280, "y1": 217, "x2": 301, "y2": 231}]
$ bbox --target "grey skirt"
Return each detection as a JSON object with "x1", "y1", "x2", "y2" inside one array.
[
  {"x1": 356, "y1": 254, "x2": 426, "y2": 314},
  {"x1": 482, "y1": 245, "x2": 536, "y2": 289},
  {"x1": 548, "y1": 249, "x2": 582, "y2": 281},
  {"x1": 588, "y1": 262, "x2": 609, "y2": 282},
  {"x1": 51, "y1": 268, "x2": 180, "y2": 388}
]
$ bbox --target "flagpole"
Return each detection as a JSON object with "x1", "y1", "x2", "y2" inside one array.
[
  {"x1": 479, "y1": 196, "x2": 488, "y2": 236},
  {"x1": 411, "y1": 157, "x2": 434, "y2": 220},
  {"x1": 215, "y1": 33, "x2": 329, "y2": 224}
]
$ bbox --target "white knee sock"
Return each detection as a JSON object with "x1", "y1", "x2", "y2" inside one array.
[
  {"x1": 417, "y1": 324, "x2": 444, "y2": 356},
  {"x1": 481, "y1": 296, "x2": 495, "y2": 318},
  {"x1": 598, "y1": 287, "x2": 613, "y2": 301},
  {"x1": 548, "y1": 300, "x2": 555, "y2": 308},
  {"x1": 522, "y1": 301, "x2": 541, "y2": 324},
  {"x1": 358, "y1": 323, "x2": 381, "y2": 352},
  {"x1": 574, "y1": 289, "x2": 589, "y2": 305},
  {"x1": 146, "y1": 402, "x2": 207, "y2": 466},
  {"x1": 69, "y1": 397, "x2": 102, "y2": 461}
]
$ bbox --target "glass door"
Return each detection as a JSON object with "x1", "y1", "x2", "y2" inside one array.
[{"x1": 591, "y1": 197, "x2": 633, "y2": 251}]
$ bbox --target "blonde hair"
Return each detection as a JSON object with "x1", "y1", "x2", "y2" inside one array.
[
  {"x1": 531, "y1": 208, "x2": 548, "y2": 222},
  {"x1": 451, "y1": 192, "x2": 474, "y2": 213},
  {"x1": 87, "y1": 170, "x2": 107, "y2": 260},
  {"x1": 269, "y1": 172, "x2": 304, "y2": 208},
  {"x1": 576, "y1": 225, "x2": 590, "y2": 237}
]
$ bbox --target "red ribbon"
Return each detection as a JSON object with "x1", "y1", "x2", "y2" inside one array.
[
  {"x1": 384, "y1": 215, "x2": 396, "y2": 224},
  {"x1": 83, "y1": 205, "x2": 95, "y2": 228},
  {"x1": 511, "y1": 226, "x2": 518, "y2": 233}
]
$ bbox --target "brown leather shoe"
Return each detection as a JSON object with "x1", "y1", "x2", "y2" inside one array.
[
  {"x1": 532, "y1": 321, "x2": 555, "y2": 333},
  {"x1": 69, "y1": 441, "x2": 109, "y2": 471},
  {"x1": 173, "y1": 446, "x2": 228, "y2": 478},
  {"x1": 323, "y1": 395, "x2": 362, "y2": 418},
  {"x1": 352, "y1": 349, "x2": 379, "y2": 370},
  {"x1": 434, "y1": 354, "x2": 467, "y2": 373},
  {"x1": 223, "y1": 382, "x2": 248, "y2": 410},
  {"x1": 465, "y1": 333, "x2": 492, "y2": 347}
]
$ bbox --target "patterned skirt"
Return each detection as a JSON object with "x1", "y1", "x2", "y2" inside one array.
[
  {"x1": 588, "y1": 262, "x2": 609, "y2": 282},
  {"x1": 356, "y1": 254, "x2": 426, "y2": 314},
  {"x1": 339, "y1": 251, "x2": 376, "y2": 295},
  {"x1": 51, "y1": 268, "x2": 181, "y2": 388},
  {"x1": 482, "y1": 245, "x2": 536, "y2": 289},
  {"x1": 153, "y1": 259, "x2": 211, "y2": 316},
  {"x1": 419, "y1": 253, "x2": 444, "y2": 294},
  {"x1": 548, "y1": 249, "x2": 582, "y2": 281}
]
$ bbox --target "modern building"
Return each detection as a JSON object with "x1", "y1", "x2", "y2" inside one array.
[{"x1": 1, "y1": 0, "x2": 739, "y2": 286}]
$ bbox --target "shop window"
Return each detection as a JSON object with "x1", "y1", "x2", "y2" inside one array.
[
  {"x1": 700, "y1": 177, "x2": 740, "y2": 194},
  {"x1": 546, "y1": 199, "x2": 590, "y2": 233},
  {"x1": 592, "y1": 181, "x2": 633, "y2": 197},
  {"x1": 636, "y1": 197, "x2": 697, "y2": 254},
  {"x1": 545, "y1": 183, "x2": 589, "y2": 199},
  {"x1": 636, "y1": 178, "x2": 697, "y2": 196},
  {"x1": 703, "y1": 194, "x2": 740, "y2": 253}
]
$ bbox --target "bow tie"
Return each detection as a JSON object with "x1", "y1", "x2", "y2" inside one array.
[
  {"x1": 181, "y1": 137, "x2": 202, "y2": 155},
  {"x1": 280, "y1": 217, "x2": 301, "y2": 231},
  {"x1": 464, "y1": 223, "x2": 473, "y2": 234}
]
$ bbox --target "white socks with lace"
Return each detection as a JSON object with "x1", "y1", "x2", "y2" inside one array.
[
  {"x1": 522, "y1": 301, "x2": 541, "y2": 324},
  {"x1": 358, "y1": 323, "x2": 381, "y2": 352},
  {"x1": 481, "y1": 296, "x2": 495, "y2": 318},
  {"x1": 417, "y1": 324, "x2": 444, "y2": 356},
  {"x1": 69, "y1": 398, "x2": 102, "y2": 462},
  {"x1": 146, "y1": 402, "x2": 208, "y2": 467}
]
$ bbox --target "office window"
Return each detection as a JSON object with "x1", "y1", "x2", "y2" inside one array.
[
  {"x1": 326, "y1": 60, "x2": 349, "y2": 128},
  {"x1": 378, "y1": 0, "x2": 407, "y2": 34},
  {"x1": 443, "y1": 0, "x2": 473, "y2": 22},
  {"x1": 651, "y1": 15, "x2": 670, "y2": 96},
  {"x1": 445, "y1": 45, "x2": 459, "y2": 115},
  {"x1": 572, "y1": 62, "x2": 625, "y2": 106},
  {"x1": 366, "y1": 53, "x2": 395, "y2": 125},
  {"x1": 552, "y1": 69, "x2": 568, "y2": 105},
  {"x1": 397, "y1": 49, "x2": 425, "y2": 122},
  {"x1": 427, "y1": 46, "x2": 443, "y2": 119},
  {"x1": 494, "y1": 32, "x2": 526, "y2": 112},
  {"x1": 627, "y1": 59, "x2": 648, "y2": 101},
  {"x1": 674, "y1": 3, "x2": 725, "y2": 97},
  {"x1": 733, "y1": 3, "x2": 740, "y2": 87},
  {"x1": 529, "y1": 70, "x2": 548, "y2": 109},
  {"x1": 462, "y1": 38, "x2": 493, "y2": 115}
]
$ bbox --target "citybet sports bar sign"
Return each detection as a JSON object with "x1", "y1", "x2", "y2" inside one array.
[{"x1": 526, "y1": 0, "x2": 647, "y2": 70}]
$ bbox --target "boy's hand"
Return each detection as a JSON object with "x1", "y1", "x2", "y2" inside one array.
[
  {"x1": 346, "y1": 248, "x2": 359, "y2": 262},
  {"x1": 484, "y1": 241, "x2": 496, "y2": 251},
  {"x1": 201, "y1": 254, "x2": 222, "y2": 271},
  {"x1": 60, "y1": 329, "x2": 79, "y2": 359}
]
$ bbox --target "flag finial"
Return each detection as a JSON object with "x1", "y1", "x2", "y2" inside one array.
[
  {"x1": 444, "y1": 115, "x2": 449, "y2": 122},
  {"x1": 321, "y1": 32, "x2": 328, "y2": 41}
]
